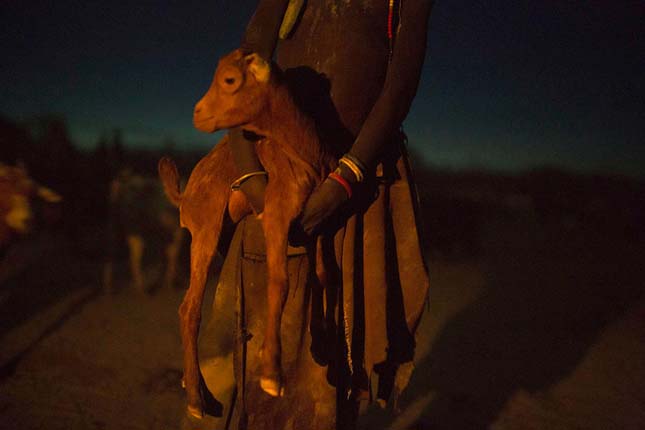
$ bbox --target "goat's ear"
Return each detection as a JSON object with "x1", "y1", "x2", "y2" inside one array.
[{"x1": 244, "y1": 53, "x2": 271, "y2": 83}]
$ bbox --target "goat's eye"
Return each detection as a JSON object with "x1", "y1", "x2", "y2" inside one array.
[{"x1": 218, "y1": 67, "x2": 243, "y2": 93}]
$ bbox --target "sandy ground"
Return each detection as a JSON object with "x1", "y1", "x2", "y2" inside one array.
[
  {"x1": 0, "y1": 281, "x2": 187, "y2": 429},
  {"x1": 1, "y1": 206, "x2": 644, "y2": 429}
]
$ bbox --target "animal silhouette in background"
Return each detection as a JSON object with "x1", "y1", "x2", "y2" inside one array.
[
  {"x1": 0, "y1": 162, "x2": 62, "y2": 284},
  {"x1": 0, "y1": 162, "x2": 61, "y2": 251},
  {"x1": 103, "y1": 168, "x2": 185, "y2": 294},
  {"x1": 158, "y1": 49, "x2": 336, "y2": 418}
]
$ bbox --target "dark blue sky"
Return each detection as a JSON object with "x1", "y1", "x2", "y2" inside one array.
[{"x1": 2, "y1": 1, "x2": 643, "y2": 176}]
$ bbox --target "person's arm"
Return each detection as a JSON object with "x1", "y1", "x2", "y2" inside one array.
[
  {"x1": 241, "y1": 0, "x2": 291, "y2": 59},
  {"x1": 230, "y1": 0, "x2": 291, "y2": 214},
  {"x1": 300, "y1": 0, "x2": 433, "y2": 235},
  {"x1": 349, "y1": 0, "x2": 433, "y2": 168}
]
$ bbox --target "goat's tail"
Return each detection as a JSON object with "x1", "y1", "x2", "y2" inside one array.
[{"x1": 158, "y1": 157, "x2": 182, "y2": 207}]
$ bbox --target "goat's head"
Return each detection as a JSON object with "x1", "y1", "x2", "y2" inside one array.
[{"x1": 193, "y1": 49, "x2": 272, "y2": 133}]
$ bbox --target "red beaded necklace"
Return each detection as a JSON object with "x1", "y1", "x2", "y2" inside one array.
[
  {"x1": 387, "y1": 0, "x2": 400, "y2": 62},
  {"x1": 387, "y1": 0, "x2": 395, "y2": 39}
]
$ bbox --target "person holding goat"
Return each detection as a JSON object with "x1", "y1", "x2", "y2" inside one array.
[{"x1": 193, "y1": 1, "x2": 432, "y2": 429}]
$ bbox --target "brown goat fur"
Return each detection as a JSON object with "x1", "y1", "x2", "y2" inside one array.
[
  {"x1": 0, "y1": 162, "x2": 61, "y2": 251},
  {"x1": 158, "y1": 49, "x2": 335, "y2": 418}
]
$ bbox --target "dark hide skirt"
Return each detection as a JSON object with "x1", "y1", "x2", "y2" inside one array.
[
  {"x1": 196, "y1": 148, "x2": 429, "y2": 430},
  {"x1": 198, "y1": 216, "x2": 348, "y2": 430}
]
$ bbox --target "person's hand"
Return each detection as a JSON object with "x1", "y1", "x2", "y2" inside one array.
[
  {"x1": 297, "y1": 160, "x2": 362, "y2": 240},
  {"x1": 300, "y1": 176, "x2": 350, "y2": 236}
]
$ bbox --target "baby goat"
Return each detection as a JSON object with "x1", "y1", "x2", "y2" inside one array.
[{"x1": 159, "y1": 49, "x2": 335, "y2": 418}]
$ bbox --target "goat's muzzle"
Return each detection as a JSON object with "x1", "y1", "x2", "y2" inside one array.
[{"x1": 193, "y1": 99, "x2": 218, "y2": 133}]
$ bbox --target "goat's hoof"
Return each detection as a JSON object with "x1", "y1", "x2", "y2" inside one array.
[
  {"x1": 187, "y1": 404, "x2": 203, "y2": 419},
  {"x1": 182, "y1": 376, "x2": 203, "y2": 418},
  {"x1": 260, "y1": 376, "x2": 284, "y2": 397},
  {"x1": 258, "y1": 347, "x2": 284, "y2": 396}
]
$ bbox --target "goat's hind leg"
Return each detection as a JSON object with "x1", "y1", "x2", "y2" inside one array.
[{"x1": 179, "y1": 229, "x2": 218, "y2": 418}]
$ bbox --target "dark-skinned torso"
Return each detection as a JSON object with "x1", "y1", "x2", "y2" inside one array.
[{"x1": 276, "y1": 0, "x2": 392, "y2": 141}]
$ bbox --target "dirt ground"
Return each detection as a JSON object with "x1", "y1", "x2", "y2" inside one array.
[{"x1": 1, "y1": 199, "x2": 644, "y2": 429}]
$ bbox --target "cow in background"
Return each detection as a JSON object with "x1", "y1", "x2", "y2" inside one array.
[
  {"x1": 103, "y1": 167, "x2": 185, "y2": 294},
  {"x1": 0, "y1": 162, "x2": 62, "y2": 283},
  {"x1": 0, "y1": 162, "x2": 62, "y2": 249}
]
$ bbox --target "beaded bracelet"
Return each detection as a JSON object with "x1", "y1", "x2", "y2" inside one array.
[
  {"x1": 339, "y1": 153, "x2": 368, "y2": 182},
  {"x1": 339, "y1": 157, "x2": 364, "y2": 183},
  {"x1": 328, "y1": 172, "x2": 352, "y2": 199},
  {"x1": 230, "y1": 171, "x2": 268, "y2": 190}
]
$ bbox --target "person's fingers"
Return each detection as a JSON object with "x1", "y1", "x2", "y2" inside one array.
[{"x1": 300, "y1": 179, "x2": 348, "y2": 234}]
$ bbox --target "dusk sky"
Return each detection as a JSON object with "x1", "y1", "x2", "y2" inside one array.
[{"x1": 2, "y1": 1, "x2": 643, "y2": 176}]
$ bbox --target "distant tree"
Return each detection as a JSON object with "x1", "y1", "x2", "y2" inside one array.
[
  {"x1": 161, "y1": 137, "x2": 176, "y2": 154},
  {"x1": 110, "y1": 129, "x2": 126, "y2": 169},
  {"x1": 22, "y1": 115, "x2": 78, "y2": 187},
  {"x1": 0, "y1": 115, "x2": 35, "y2": 165}
]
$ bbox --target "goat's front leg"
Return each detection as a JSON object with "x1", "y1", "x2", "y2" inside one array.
[
  {"x1": 260, "y1": 204, "x2": 299, "y2": 397},
  {"x1": 180, "y1": 230, "x2": 216, "y2": 418}
]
